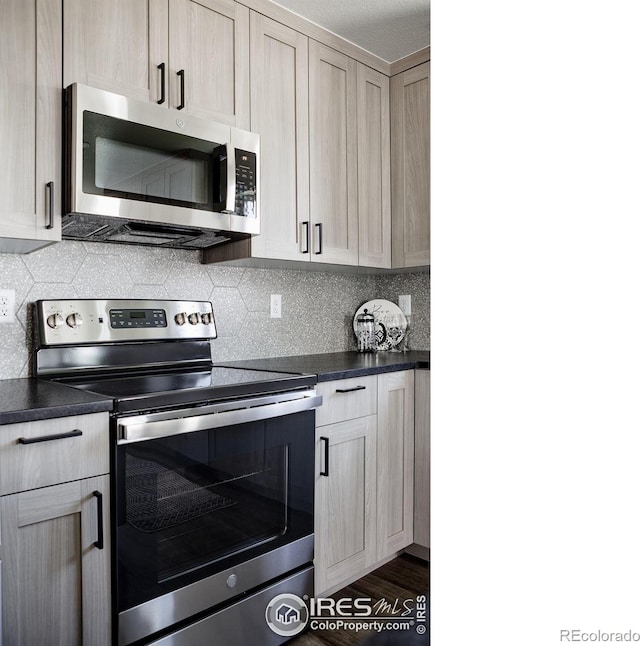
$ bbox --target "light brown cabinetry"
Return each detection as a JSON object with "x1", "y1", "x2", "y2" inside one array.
[
  {"x1": 391, "y1": 61, "x2": 430, "y2": 268},
  {"x1": 308, "y1": 41, "x2": 359, "y2": 265},
  {"x1": 413, "y1": 369, "x2": 430, "y2": 553},
  {"x1": 169, "y1": 0, "x2": 250, "y2": 127},
  {"x1": 377, "y1": 370, "x2": 414, "y2": 559},
  {"x1": 248, "y1": 13, "x2": 310, "y2": 261},
  {"x1": 357, "y1": 65, "x2": 391, "y2": 268},
  {"x1": 0, "y1": 0, "x2": 61, "y2": 253},
  {"x1": 315, "y1": 415, "x2": 377, "y2": 596},
  {"x1": 0, "y1": 413, "x2": 111, "y2": 645},
  {"x1": 314, "y1": 371, "x2": 414, "y2": 596},
  {"x1": 63, "y1": 0, "x2": 249, "y2": 127}
]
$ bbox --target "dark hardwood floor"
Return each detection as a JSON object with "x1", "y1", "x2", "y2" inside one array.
[{"x1": 288, "y1": 554, "x2": 430, "y2": 646}]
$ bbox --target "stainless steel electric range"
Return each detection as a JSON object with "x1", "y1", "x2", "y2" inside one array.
[{"x1": 33, "y1": 299, "x2": 321, "y2": 646}]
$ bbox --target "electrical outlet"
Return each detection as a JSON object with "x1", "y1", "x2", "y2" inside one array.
[
  {"x1": 399, "y1": 294, "x2": 411, "y2": 316},
  {"x1": 0, "y1": 289, "x2": 16, "y2": 323},
  {"x1": 270, "y1": 294, "x2": 282, "y2": 319}
]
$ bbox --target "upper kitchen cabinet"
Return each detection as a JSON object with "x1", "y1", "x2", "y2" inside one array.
[
  {"x1": 0, "y1": 0, "x2": 62, "y2": 253},
  {"x1": 391, "y1": 61, "x2": 430, "y2": 268},
  {"x1": 63, "y1": 0, "x2": 250, "y2": 128},
  {"x1": 357, "y1": 64, "x2": 391, "y2": 268},
  {"x1": 63, "y1": 0, "x2": 162, "y2": 103},
  {"x1": 308, "y1": 41, "x2": 359, "y2": 266},
  {"x1": 169, "y1": 0, "x2": 249, "y2": 127},
  {"x1": 248, "y1": 12, "x2": 310, "y2": 261}
]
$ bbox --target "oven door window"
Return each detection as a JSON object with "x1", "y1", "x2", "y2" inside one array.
[
  {"x1": 82, "y1": 111, "x2": 221, "y2": 211},
  {"x1": 116, "y1": 411, "x2": 314, "y2": 611}
]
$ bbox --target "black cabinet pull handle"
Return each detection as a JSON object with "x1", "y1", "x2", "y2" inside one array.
[
  {"x1": 301, "y1": 221, "x2": 310, "y2": 253},
  {"x1": 320, "y1": 436, "x2": 329, "y2": 477},
  {"x1": 46, "y1": 181, "x2": 54, "y2": 229},
  {"x1": 157, "y1": 62, "x2": 166, "y2": 104},
  {"x1": 314, "y1": 223, "x2": 322, "y2": 254},
  {"x1": 335, "y1": 385, "x2": 366, "y2": 394},
  {"x1": 18, "y1": 429, "x2": 83, "y2": 445},
  {"x1": 177, "y1": 69, "x2": 185, "y2": 110},
  {"x1": 93, "y1": 491, "x2": 104, "y2": 550}
]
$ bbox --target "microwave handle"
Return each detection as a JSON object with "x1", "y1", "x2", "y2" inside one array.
[{"x1": 225, "y1": 144, "x2": 236, "y2": 213}]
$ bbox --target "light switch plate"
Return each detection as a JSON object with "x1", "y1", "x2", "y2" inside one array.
[
  {"x1": 270, "y1": 294, "x2": 282, "y2": 318},
  {"x1": 0, "y1": 289, "x2": 16, "y2": 323}
]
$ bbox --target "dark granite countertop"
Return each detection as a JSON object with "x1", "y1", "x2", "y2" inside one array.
[
  {"x1": 0, "y1": 379, "x2": 113, "y2": 425},
  {"x1": 216, "y1": 350, "x2": 430, "y2": 382},
  {"x1": 0, "y1": 351, "x2": 428, "y2": 423}
]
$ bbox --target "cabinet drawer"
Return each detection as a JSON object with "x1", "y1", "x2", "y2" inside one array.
[
  {"x1": 316, "y1": 376, "x2": 377, "y2": 427},
  {"x1": 0, "y1": 413, "x2": 109, "y2": 495}
]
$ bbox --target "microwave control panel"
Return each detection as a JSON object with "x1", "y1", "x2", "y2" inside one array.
[{"x1": 235, "y1": 149, "x2": 257, "y2": 218}]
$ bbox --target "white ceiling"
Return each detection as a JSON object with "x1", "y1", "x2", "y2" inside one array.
[{"x1": 271, "y1": 0, "x2": 430, "y2": 63}]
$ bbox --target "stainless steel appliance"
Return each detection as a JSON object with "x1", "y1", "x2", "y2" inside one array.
[
  {"x1": 34, "y1": 299, "x2": 320, "y2": 645},
  {"x1": 63, "y1": 84, "x2": 259, "y2": 250}
]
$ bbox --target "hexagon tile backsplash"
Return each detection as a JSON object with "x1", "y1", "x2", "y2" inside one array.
[{"x1": 0, "y1": 241, "x2": 430, "y2": 379}]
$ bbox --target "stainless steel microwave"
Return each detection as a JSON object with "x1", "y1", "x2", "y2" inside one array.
[{"x1": 62, "y1": 83, "x2": 259, "y2": 250}]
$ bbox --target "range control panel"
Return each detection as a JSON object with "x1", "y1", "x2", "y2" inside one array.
[
  {"x1": 110, "y1": 308, "x2": 167, "y2": 329},
  {"x1": 36, "y1": 299, "x2": 217, "y2": 346}
]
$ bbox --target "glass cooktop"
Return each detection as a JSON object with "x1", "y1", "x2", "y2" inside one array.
[{"x1": 64, "y1": 367, "x2": 316, "y2": 414}]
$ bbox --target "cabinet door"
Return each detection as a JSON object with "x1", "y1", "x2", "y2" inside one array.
[
  {"x1": 169, "y1": 0, "x2": 249, "y2": 127},
  {"x1": 0, "y1": 0, "x2": 61, "y2": 251},
  {"x1": 391, "y1": 62, "x2": 430, "y2": 268},
  {"x1": 249, "y1": 13, "x2": 309, "y2": 261},
  {"x1": 63, "y1": 0, "x2": 167, "y2": 103},
  {"x1": 314, "y1": 416, "x2": 377, "y2": 596},
  {"x1": 309, "y1": 41, "x2": 359, "y2": 265},
  {"x1": 414, "y1": 370, "x2": 430, "y2": 550},
  {"x1": 1, "y1": 476, "x2": 111, "y2": 645},
  {"x1": 357, "y1": 64, "x2": 391, "y2": 268},
  {"x1": 377, "y1": 371, "x2": 415, "y2": 560}
]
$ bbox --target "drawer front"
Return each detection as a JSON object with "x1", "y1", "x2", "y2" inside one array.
[
  {"x1": 0, "y1": 413, "x2": 109, "y2": 495},
  {"x1": 316, "y1": 375, "x2": 377, "y2": 427}
]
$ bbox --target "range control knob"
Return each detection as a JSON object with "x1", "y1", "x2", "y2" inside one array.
[
  {"x1": 188, "y1": 312, "x2": 200, "y2": 325},
  {"x1": 46, "y1": 313, "x2": 64, "y2": 329},
  {"x1": 66, "y1": 312, "x2": 83, "y2": 329},
  {"x1": 174, "y1": 312, "x2": 187, "y2": 326},
  {"x1": 201, "y1": 312, "x2": 212, "y2": 325}
]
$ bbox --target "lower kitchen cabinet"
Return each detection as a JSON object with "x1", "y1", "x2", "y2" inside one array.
[
  {"x1": 314, "y1": 415, "x2": 378, "y2": 595},
  {"x1": 314, "y1": 370, "x2": 415, "y2": 596},
  {"x1": 413, "y1": 369, "x2": 430, "y2": 553},
  {"x1": 376, "y1": 370, "x2": 415, "y2": 560},
  {"x1": 0, "y1": 412, "x2": 111, "y2": 645},
  {"x1": 0, "y1": 478, "x2": 111, "y2": 645}
]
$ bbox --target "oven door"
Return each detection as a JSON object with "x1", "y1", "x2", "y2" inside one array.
[{"x1": 114, "y1": 390, "x2": 320, "y2": 645}]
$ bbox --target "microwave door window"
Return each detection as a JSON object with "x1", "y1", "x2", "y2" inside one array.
[{"x1": 83, "y1": 111, "x2": 215, "y2": 211}]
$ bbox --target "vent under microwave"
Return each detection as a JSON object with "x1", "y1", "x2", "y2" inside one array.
[
  {"x1": 64, "y1": 84, "x2": 260, "y2": 251},
  {"x1": 61, "y1": 214, "x2": 234, "y2": 250}
]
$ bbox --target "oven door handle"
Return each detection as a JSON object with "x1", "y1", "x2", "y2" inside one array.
[{"x1": 117, "y1": 390, "x2": 323, "y2": 443}]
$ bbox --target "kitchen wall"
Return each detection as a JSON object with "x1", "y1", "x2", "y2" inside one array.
[{"x1": 0, "y1": 241, "x2": 429, "y2": 379}]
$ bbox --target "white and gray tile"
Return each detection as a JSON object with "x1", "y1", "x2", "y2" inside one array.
[{"x1": 0, "y1": 240, "x2": 430, "y2": 379}]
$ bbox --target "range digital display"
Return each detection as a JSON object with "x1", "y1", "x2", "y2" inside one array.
[{"x1": 110, "y1": 309, "x2": 167, "y2": 328}]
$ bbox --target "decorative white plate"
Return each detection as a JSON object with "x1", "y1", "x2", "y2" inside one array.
[{"x1": 353, "y1": 299, "x2": 407, "y2": 351}]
